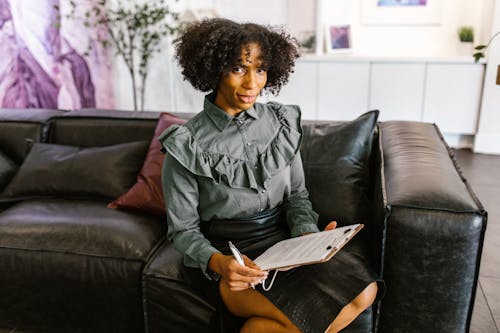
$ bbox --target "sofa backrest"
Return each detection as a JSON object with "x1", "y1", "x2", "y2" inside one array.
[
  {"x1": 46, "y1": 109, "x2": 162, "y2": 147},
  {"x1": 1, "y1": 109, "x2": 378, "y2": 229},
  {"x1": 0, "y1": 109, "x2": 66, "y2": 163}
]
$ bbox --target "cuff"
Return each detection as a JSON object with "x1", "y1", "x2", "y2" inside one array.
[{"x1": 198, "y1": 246, "x2": 221, "y2": 280}]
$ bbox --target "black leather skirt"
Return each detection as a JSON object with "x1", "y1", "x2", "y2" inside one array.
[{"x1": 191, "y1": 207, "x2": 384, "y2": 333}]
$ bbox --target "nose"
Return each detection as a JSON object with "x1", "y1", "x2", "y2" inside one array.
[{"x1": 242, "y1": 71, "x2": 258, "y2": 89}]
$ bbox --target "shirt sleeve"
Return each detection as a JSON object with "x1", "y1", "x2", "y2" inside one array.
[
  {"x1": 283, "y1": 152, "x2": 320, "y2": 237},
  {"x1": 161, "y1": 152, "x2": 220, "y2": 279}
]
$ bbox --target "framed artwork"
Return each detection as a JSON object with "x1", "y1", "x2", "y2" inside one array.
[
  {"x1": 362, "y1": 0, "x2": 442, "y2": 25},
  {"x1": 325, "y1": 25, "x2": 352, "y2": 53}
]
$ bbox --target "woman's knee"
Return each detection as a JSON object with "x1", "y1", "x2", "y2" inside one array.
[{"x1": 353, "y1": 282, "x2": 378, "y2": 310}]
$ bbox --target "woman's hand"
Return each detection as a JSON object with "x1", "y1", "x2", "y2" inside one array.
[
  {"x1": 324, "y1": 220, "x2": 337, "y2": 231},
  {"x1": 302, "y1": 220, "x2": 338, "y2": 236},
  {"x1": 209, "y1": 253, "x2": 268, "y2": 291}
]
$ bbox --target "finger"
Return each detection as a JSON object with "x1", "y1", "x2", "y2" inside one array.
[
  {"x1": 242, "y1": 255, "x2": 260, "y2": 269},
  {"x1": 228, "y1": 281, "x2": 254, "y2": 291},
  {"x1": 227, "y1": 269, "x2": 267, "y2": 286},
  {"x1": 231, "y1": 260, "x2": 267, "y2": 278},
  {"x1": 226, "y1": 276, "x2": 261, "y2": 290},
  {"x1": 324, "y1": 221, "x2": 337, "y2": 231}
]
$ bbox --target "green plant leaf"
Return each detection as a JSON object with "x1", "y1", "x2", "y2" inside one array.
[
  {"x1": 473, "y1": 52, "x2": 485, "y2": 62},
  {"x1": 474, "y1": 45, "x2": 487, "y2": 50}
]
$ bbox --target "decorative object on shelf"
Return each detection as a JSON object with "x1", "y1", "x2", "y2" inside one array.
[
  {"x1": 56, "y1": 0, "x2": 180, "y2": 111},
  {"x1": 473, "y1": 31, "x2": 500, "y2": 62},
  {"x1": 457, "y1": 26, "x2": 474, "y2": 56},
  {"x1": 325, "y1": 25, "x2": 352, "y2": 54},
  {"x1": 362, "y1": 0, "x2": 442, "y2": 25},
  {"x1": 458, "y1": 26, "x2": 474, "y2": 42},
  {"x1": 297, "y1": 30, "x2": 316, "y2": 54}
]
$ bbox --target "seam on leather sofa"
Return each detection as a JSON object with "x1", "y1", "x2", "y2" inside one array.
[
  {"x1": 0, "y1": 246, "x2": 148, "y2": 263},
  {"x1": 373, "y1": 124, "x2": 389, "y2": 333},
  {"x1": 141, "y1": 237, "x2": 175, "y2": 333},
  {"x1": 141, "y1": 236, "x2": 169, "y2": 333}
]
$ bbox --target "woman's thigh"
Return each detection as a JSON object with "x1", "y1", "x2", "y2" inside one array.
[{"x1": 219, "y1": 280, "x2": 296, "y2": 327}]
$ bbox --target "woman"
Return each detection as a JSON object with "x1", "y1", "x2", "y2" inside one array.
[{"x1": 160, "y1": 18, "x2": 381, "y2": 333}]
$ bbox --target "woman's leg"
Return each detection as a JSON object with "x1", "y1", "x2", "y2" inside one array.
[
  {"x1": 219, "y1": 279, "x2": 301, "y2": 333},
  {"x1": 325, "y1": 282, "x2": 378, "y2": 333}
]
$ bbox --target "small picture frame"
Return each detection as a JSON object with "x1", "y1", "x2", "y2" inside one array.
[{"x1": 325, "y1": 25, "x2": 352, "y2": 53}]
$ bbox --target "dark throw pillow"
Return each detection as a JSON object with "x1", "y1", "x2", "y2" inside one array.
[
  {"x1": 108, "y1": 112, "x2": 186, "y2": 216},
  {"x1": 301, "y1": 110, "x2": 379, "y2": 229},
  {"x1": 1, "y1": 141, "x2": 148, "y2": 200},
  {"x1": 0, "y1": 150, "x2": 18, "y2": 191}
]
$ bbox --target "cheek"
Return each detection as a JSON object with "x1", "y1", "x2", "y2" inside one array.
[{"x1": 259, "y1": 74, "x2": 268, "y2": 87}]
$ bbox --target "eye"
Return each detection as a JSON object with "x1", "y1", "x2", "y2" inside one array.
[
  {"x1": 257, "y1": 68, "x2": 267, "y2": 75},
  {"x1": 232, "y1": 66, "x2": 245, "y2": 74}
]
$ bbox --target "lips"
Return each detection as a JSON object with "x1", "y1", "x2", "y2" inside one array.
[{"x1": 237, "y1": 94, "x2": 256, "y2": 104}]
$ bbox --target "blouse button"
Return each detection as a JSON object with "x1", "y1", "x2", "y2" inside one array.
[
  {"x1": 261, "y1": 189, "x2": 266, "y2": 193},
  {"x1": 246, "y1": 142, "x2": 252, "y2": 146}
]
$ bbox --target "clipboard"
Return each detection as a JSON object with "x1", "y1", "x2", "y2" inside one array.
[{"x1": 253, "y1": 224, "x2": 364, "y2": 271}]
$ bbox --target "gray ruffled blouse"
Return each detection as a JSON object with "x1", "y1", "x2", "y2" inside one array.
[{"x1": 160, "y1": 94, "x2": 319, "y2": 278}]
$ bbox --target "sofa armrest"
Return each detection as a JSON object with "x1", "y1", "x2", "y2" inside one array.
[{"x1": 374, "y1": 121, "x2": 487, "y2": 333}]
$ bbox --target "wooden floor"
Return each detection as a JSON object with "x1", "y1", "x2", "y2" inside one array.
[
  {"x1": 0, "y1": 149, "x2": 498, "y2": 333},
  {"x1": 454, "y1": 149, "x2": 500, "y2": 333}
]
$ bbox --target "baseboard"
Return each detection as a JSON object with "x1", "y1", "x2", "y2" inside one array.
[
  {"x1": 474, "y1": 133, "x2": 500, "y2": 155},
  {"x1": 442, "y1": 134, "x2": 475, "y2": 149}
]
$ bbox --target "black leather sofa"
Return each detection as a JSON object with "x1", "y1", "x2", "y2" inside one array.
[{"x1": 0, "y1": 108, "x2": 487, "y2": 333}]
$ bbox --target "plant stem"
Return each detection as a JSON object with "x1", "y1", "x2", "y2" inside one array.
[
  {"x1": 486, "y1": 31, "x2": 500, "y2": 48},
  {"x1": 140, "y1": 73, "x2": 147, "y2": 111},
  {"x1": 128, "y1": 29, "x2": 137, "y2": 111}
]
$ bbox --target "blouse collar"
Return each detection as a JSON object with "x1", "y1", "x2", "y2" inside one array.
[{"x1": 204, "y1": 93, "x2": 259, "y2": 132}]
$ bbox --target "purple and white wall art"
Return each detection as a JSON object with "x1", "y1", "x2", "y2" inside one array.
[
  {"x1": 0, "y1": 0, "x2": 114, "y2": 109},
  {"x1": 377, "y1": 0, "x2": 427, "y2": 6}
]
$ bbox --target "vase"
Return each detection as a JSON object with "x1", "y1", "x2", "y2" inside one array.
[{"x1": 457, "y1": 41, "x2": 474, "y2": 56}]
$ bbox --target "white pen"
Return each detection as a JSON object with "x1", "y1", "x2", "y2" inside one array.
[
  {"x1": 228, "y1": 241, "x2": 245, "y2": 265},
  {"x1": 228, "y1": 241, "x2": 255, "y2": 289}
]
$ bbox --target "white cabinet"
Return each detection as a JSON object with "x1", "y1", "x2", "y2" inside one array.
[
  {"x1": 369, "y1": 63, "x2": 426, "y2": 122},
  {"x1": 423, "y1": 64, "x2": 484, "y2": 134},
  {"x1": 317, "y1": 62, "x2": 370, "y2": 121}
]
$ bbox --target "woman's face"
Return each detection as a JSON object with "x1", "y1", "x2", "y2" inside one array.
[{"x1": 214, "y1": 42, "x2": 267, "y2": 116}]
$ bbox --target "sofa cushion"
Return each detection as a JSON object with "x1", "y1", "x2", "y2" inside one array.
[
  {"x1": 301, "y1": 110, "x2": 379, "y2": 229},
  {"x1": 0, "y1": 198, "x2": 166, "y2": 332},
  {"x1": 0, "y1": 150, "x2": 17, "y2": 190},
  {"x1": 0, "y1": 198, "x2": 165, "y2": 260},
  {"x1": 109, "y1": 112, "x2": 186, "y2": 216},
  {"x1": 1, "y1": 141, "x2": 148, "y2": 200}
]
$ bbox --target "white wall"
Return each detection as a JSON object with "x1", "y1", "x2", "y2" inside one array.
[
  {"x1": 113, "y1": 0, "x2": 287, "y2": 111},
  {"x1": 113, "y1": 0, "x2": 494, "y2": 111},
  {"x1": 314, "y1": 0, "x2": 493, "y2": 56},
  {"x1": 475, "y1": 0, "x2": 500, "y2": 154}
]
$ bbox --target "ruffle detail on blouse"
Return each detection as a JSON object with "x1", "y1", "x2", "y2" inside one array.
[{"x1": 159, "y1": 103, "x2": 302, "y2": 191}]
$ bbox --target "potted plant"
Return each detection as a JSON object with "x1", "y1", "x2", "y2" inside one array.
[{"x1": 457, "y1": 26, "x2": 474, "y2": 56}]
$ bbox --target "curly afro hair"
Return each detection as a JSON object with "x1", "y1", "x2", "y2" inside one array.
[{"x1": 174, "y1": 18, "x2": 299, "y2": 95}]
